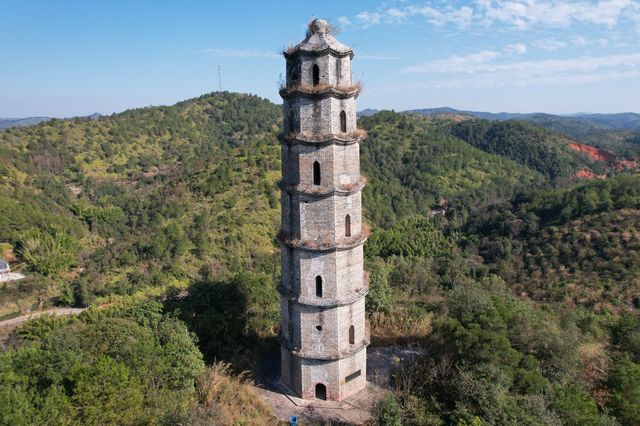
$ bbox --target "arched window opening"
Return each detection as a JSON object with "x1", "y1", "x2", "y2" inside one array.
[
  {"x1": 315, "y1": 383, "x2": 327, "y2": 400},
  {"x1": 313, "y1": 161, "x2": 321, "y2": 185},
  {"x1": 316, "y1": 276, "x2": 323, "y2": 298},
  {"x1": 345, "y1": 214, "x2": 351, "y2": 237},
  {"x1": 288, "y1": 110, "x2": 295, "y2": 134},
  {"x1": 340, "y1": 110, "x2": 347, "y2": 133},
  {"x1": 312, "y1": 64, "x2": 320, "y2": 86},
  {"x1": 349, "y1": 325, "x2": 355, "y2": 344}
]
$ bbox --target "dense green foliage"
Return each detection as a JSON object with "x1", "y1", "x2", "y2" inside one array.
[
  {"x1": 360, "y1": 112, "x2": 546, "y2": 227},
  {"x1": 464, "y1": 175, "x2": 640, "y2": 310},
  {"x1": 0, "y1": 302, "x2": 205, "y2": 425},
  {"x1": 367, "y1": 175, "x2": 640, "y2": 425},
  {"x1": 448, "y1": 119, "x2": 598, "y2": 180},
  {"x1": 0, "y1": 92, "x2": 282, "y2": 311}
]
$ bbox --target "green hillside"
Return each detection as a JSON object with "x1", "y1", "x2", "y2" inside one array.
[
  {"x1": 464, "y1": 175, "x2": 640, "y2": 311},
  {"x1": 0, "y1": 92, "x2": 282, "y2": 310},
  {"x1": 365, "y1": 175, "x2": 640, "y2": 425},
  {"x1": 523, "y1": 114, "x2": 640, "y2": 159},
  {"x1": 447, "y1": 119, "x2": 600, "y2": 180},
  {"x1": 360, "y1": 112, "x2": 547, "y2": 227},
  {"x1": 0, "y1": 94, "x2": 556, "y2": 310},
  {"x1": 2, "y1": 92, "x2": 640, "y2": 425}
]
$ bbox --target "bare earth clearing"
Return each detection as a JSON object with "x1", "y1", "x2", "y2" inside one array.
[{"x1": 255, "y1": 346, "x2": 427, "y2": 424}]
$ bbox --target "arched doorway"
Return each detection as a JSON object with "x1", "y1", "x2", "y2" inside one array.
[{"x1": 315, "y1": 383, "x2": 327, "y2": 400}]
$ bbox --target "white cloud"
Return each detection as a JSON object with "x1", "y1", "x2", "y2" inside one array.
[
  {"x1": 375, "y1": 69, "x2": 640, "y2": 91},
  {"x1": 337, "y1": 16, "x2": 352, "y2": 27},
  {"x1": 355, "y1": 11, "x2": 382, "y2": 27},
  {"x1": 404, "y1": 50, "x2": 501, "y2": 73},
  {"x1": 402, "y1": 50, "x2": 640, "y2": 88},
  {"x1": 348, "y1": 1, "x2": 640, "y2": 30},
  {"x1": 505, "y1": 43, "x2": 528, "y2": 54},
  {"x1": 572, "y1": 36, "x2": 609, "y2": 46},
  {"x1": 477, "y1": 0, "x2": 639, "y2": 30},
  {"x1": 405, "y1": 51, "x2": 640, "y2": 74},
  {"x1": 192, "y1": 48, "x2": 279, "y2": 58},
  {"x1": 386, "y1": 7, "x2": 409, "y2": 21},
  {"x1": 352, "y1": 4, "x2": 474, "y2": 28},
  {"x1": 408, "y1": 5, "x2": 474, "y2": 27},
  {"x1": 533, "y1": 38, "x2": 569, "y2": 51}
]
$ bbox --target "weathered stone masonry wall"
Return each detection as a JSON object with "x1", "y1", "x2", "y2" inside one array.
[{"x1": 279, "y1": 19, "x2": 367, "y2": 402}]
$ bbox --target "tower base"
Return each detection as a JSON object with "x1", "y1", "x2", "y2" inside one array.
[{"x1": 280, "y1": 346, "x2": 366, "y2": 401}]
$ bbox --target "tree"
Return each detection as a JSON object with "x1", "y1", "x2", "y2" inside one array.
[
  {"x1": 607, "y1": 357, "x2": 640, "y2": 425},
  {"x1": 71, "y1": 356, "x2": 145, "y2": 425}
]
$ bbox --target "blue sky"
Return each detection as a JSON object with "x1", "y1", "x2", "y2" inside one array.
[{"x1": 2, "y1": 0, "x2": 639, "y2": 117}]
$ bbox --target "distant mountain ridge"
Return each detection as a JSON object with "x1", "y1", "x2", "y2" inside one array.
[
  {"x1": 403, "y1": 107, "x2": 640, "y2": 130},
  {"x1": 0, "y1": 117, "x2": 51, "y2": 129},
  {"x1": 0, "y1": 113, "x2": 102, "y2": 130}
]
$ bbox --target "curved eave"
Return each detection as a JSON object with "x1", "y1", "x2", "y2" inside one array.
[
  {"x1": 279, "y1": 181, "x2": 365, "y2": 198},
  {"x1": 278, "y1": 285, "x2": 368, "y2": 308},
  {"x1": 278, "y1": 334, "x2": 369, "y2": 361},
  {"x1": 278, "y1": 234, "x2": 367, "y2": 252},
  {"x1": 278, "y1": 133, "x2": 365, "y2": 147},
  {"x1": 280, "y1": 87, "x2": 359, "y2": 101},
  {"x1": 283, "y1": 47, "x2": 354, "y2": 60}
]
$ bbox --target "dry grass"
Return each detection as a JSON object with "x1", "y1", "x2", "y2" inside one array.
[
  {"x1": 369, "y1": 306, "x2": 432, "y2": 346},
  {"x1": 191, "y1": 362, "x2": 277, "y2": 426},
  {"x1": 307, "y1": 17, "x2": 341, "y2": 36},
  {"x1": 279, "y1": 81, "x2": 362, "y2": 95},
  {"x1": 348, "y1": 128, "x2": 368, "y2": 139},
  {"x1": 339, "y1": 176, "x2": 368, "y2": 191},
  {"x1": 578, "y1": 342, "x2": 610, "y2": 407},
  {"x1": 281, "y1": 127, "x2": 367, "y2": 142},
  {"x1": 361, "y1": 221, "x2": 372, "y2": 239},
  {"x1": 284, "y1": 44, "x2": 298, "y2": 55}
]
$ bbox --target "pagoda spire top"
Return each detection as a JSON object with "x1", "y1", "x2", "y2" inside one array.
[{"x1": 285, "y1": 18, "x2": 352, "y2": 58}]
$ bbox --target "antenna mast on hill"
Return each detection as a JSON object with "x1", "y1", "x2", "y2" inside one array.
[{"x1": 218, "y1": 66, "x2": 223, "y2": 91}]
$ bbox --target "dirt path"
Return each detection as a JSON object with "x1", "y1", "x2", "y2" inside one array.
[{"x1": 0, "y1": 308, "x2": 86, "y2": 328}]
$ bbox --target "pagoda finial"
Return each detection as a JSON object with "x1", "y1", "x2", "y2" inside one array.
[{"x1": 310, "y1": 19, "x2": 328, "y2": 34}]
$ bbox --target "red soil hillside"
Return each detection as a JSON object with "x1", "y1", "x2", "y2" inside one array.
[
  {"x1": 569, "y1": 142, "x2": 639, "y2": 176},
  {"x1": 569, "y1": 143, "x2": 617, "y2": 162},
  {"x1": 574, "y1": 169, "x2": 605, "y2": 179}
]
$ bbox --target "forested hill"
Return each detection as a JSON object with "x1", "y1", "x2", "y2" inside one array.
[
  {"x1": 2, "y1": 92, "x2": 640, "y2": 424},
  {"x1": 447, "y1": 119, "x2": 600, "y2": 180},
  {"x1": 0, "y1": 92, "x2": 628, "y2": 309}
]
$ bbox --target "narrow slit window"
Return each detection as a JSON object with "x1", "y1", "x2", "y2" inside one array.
[
  {"x1": 316, "y1": 276, "x2": 323, "y2": 297},
  {"x1": 345, "y1": 370, "x2": 361, "y2": 382},
  {"x1": 288, "y1": 110, "x2": 295, "y2": 134},
  {"x1": 312, "y1": 64, "x2": 320, "y2": 86},
  {"x1": 340, "y1": 110, "x2": 347, "y2": 133},
  {"x1": 349, "y1": 325, "x2": 355, "y2": 344},
  {"x1": 345, "y1": 214, "x2": 351, "y2": 237},
  {"x1": 313, "y1": 161, "x2": 321, "y2": 185}
]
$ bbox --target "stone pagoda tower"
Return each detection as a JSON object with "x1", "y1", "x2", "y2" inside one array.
[{"x1": 278, "y1": 19, "x2": 368, "y2": 401}]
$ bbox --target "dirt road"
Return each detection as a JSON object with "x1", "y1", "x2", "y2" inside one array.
[{"x1": 0, "y1": 308, "x2": 85, "y2": 328}]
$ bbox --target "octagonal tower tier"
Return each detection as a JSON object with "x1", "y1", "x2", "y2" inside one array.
[{"x1": 278, "y1": 19, "x2": 368, "y2": 402}]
